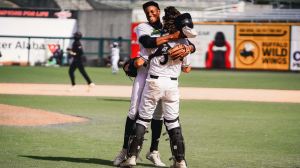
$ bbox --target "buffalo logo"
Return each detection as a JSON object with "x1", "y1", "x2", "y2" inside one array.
[{"x1": 237, "y1": 40, "x2": 259, "y2": 65}]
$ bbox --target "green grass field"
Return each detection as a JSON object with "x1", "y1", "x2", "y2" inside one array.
[
  {"x1": 0, "y1": 66, "x2": 300, "y2": 89},
  {"x1": 0, "y1": 67, "x2": 300, "y2": 168}
]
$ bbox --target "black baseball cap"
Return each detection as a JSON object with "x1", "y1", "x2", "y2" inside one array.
[{"x1": 143, "y1": 1, "x2": 160, "y2": 11}]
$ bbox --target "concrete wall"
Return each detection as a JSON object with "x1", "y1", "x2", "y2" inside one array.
[
  {"x1": 76, "y1": 10, "x2": 132, "y2": 66},
  {"x1": 78, "y1": 9, "x2": 132, "y2": 39}
]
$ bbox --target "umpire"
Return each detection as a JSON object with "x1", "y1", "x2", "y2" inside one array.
[{"x1": 68, "y1": 31, "x2": 95, "y2": 90}]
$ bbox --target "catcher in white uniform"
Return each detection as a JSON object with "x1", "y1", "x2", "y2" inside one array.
[
  {"x1": 111, "y1": 42, "x2": 120, "y2": 74},
  {"x1": 113, "y1": 1, "x2": 195, "y2": 167},
  {"x1": 121, "y1": 6, "x2": 196, "y2": 168}
]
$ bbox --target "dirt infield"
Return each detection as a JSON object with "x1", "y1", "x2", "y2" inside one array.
[
  {"x1": 0, "y1": 83, "x2": 300, "y2": 103},
  {"x1": 0, "y1": 104, "x2": 88, "y2": 126},
  {"x1": 0, "y1": 83, "x2": 299, "y2": 126}
]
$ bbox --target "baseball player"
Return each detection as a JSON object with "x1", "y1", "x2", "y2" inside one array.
[
  {"x1": 121, "y1": 6, "x2": 196, "y2": 168},
  {"x1": 68, "y1": 32, "x2": 95, "y2": 91},
  {"x1": 113, "y1": 1, "x2": 194, "y2": 167},
  {"x1": 111, "y1": 42, "x2": 120, "y2": 74}
]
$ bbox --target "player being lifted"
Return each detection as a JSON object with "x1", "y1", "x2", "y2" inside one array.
[
  {"x1": 121, "y1": 5, "x2": 196, "y2": 168},
  {"x1": 113, "y1": 1, "x2": 195, "y2": 167}
]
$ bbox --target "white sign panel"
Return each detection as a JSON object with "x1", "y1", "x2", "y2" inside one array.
[
  {"x1": 290, "y1": 26, "x2": 300, "y2": 71},
  {"x1": 189, "y1": 24, "x2": 235, "y2": 68},
  {"x1": 0, "y1": 17, "x2": 76, "y2": 37},
  {"x1": 0, "y1": 37, "x2": 70, "y2": 65},
  {"x1": 0, "y1": 17, "x2": 76, "y2": 65}
]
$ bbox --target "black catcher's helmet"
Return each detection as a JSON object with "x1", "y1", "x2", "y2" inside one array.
[{"x1": 175, "y1": 13, "x2": 193, "y2": 30}]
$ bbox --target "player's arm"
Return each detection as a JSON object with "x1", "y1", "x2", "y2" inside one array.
[
  {"x1": 70, "y1": 42, "x2": 83, "y2": 56},
  {"x1": 181, "y1": 55, "x2": 192, "y2": 73},
  {"x1": 68, "y1": 50, "x2": 76, "y2": 56},
  {"x1": 138, "y1": 31, "x2": 182, "y2": 48},
  {"x1": 187, "y1": 39, "x2": 196, "y2": 53}
]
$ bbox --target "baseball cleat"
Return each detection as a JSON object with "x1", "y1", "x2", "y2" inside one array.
[
  {"x1": 87, "y1": 83, "x2": 96, "y2": 92},
  {"x1": 68, "y1": 85, "x2": 76, "y2": 92},
  {"x1": 113, "y1": 148, "x2": 127, "y2": 166},
  {"x1": 120, "y1": 156, "x2": 137, "y2": 167},
  {"x1": 146, "y1": 150, "x2": 166, "y2": 167},
  {"x1": 89, "y1": 83, "x2": 96, "y2": 87},
  {"x1": 170, "y1": 160, "x2": 187, "y2": 168}
]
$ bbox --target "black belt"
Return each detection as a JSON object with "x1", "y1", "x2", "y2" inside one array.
[{"x1": 150, "y1": 75, "x2": 177, "y2": 80}]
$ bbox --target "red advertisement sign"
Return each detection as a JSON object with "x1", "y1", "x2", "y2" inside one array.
[{"x1": 130, "y1": 22, "x2": 140, "y2": 58}]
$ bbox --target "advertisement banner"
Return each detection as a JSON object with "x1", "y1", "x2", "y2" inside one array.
[
  {"x1": 189, "y1": 24, "x2": 235, "y2": 69},
  {"x1": 130, "y1": 22, "x2": 140, "y2": 59},
  {"x1": 0, "y1": 37, "x2": 70, "y2": 66},
  {"x1": 290, "y1": 26, "x2": 300, "y2": 71},
  {"x1": 0, "y1": 8, "x2": 77, "y2": 19},
  {"x1": 0, "y1": 17, "x2": 76, "y2": 65},
  {"x1": 235, "y1": 24, "x2": 290, "y2": 70}
]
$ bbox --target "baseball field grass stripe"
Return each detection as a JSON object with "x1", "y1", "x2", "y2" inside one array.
[
  {"x1": 0, "y1": 95, "x2": 299, "y2": 168},
  {"x1": 0, "y1": 66, "x2": 299, "y2": 90}
]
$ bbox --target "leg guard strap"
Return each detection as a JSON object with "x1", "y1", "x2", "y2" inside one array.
[
  {"x1": 168, "y1": 127, "x2": 185, "y2": 161},
  {"x1": 164, "y1": 117, "x2": 180, "y2": 130},
  {"x1": 127, "y1": 123, "x2": 146, "y2": 157}
]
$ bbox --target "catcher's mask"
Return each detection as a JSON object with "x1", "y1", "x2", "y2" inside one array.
[
  {"x1": 175, "y1": 13, "x2": 197, "y2": 38},
  {"x1": 73, "y1": 31, "x2": 82, "y2": 40}
]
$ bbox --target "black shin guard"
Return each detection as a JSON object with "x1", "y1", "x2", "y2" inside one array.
[
  {"x1": 150, "y1": 119, "x2": 163, "y2": 152},
  {"x1": 122, "y1": 117, "x2": 136, "y2": 149},
  {"x1": 168, "y1": 127, "x2": 185, "y2": 161},
  {"x1": 128, "y1": 123, "x2": 146, "y2": 157}
]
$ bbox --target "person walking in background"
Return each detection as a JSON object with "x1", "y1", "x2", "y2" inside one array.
[
  {"x1": 68, "y1": 31, "x2": 95, "y2": 91},
  {"x1": 110, "y1": 42, "x2": 120, "y2": 74}
]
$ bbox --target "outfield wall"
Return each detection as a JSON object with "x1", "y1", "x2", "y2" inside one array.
[{"x1": 131, "y1": 22, "x2": 300, "y2": 71}]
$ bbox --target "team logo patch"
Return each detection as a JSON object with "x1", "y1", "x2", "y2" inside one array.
[{"x1": 151, "y1": 29, "x2": 161, "y2": 36}]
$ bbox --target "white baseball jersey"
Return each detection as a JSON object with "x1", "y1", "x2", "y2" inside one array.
[
  {"x1": 136, "y1": 23, "x2": 162, "y2": 60},
  {"x1": 148, "y1": 38, "x2": 191, "y2": 78},
  {"x1": 137, "y1": 37, "x2": 191, "y2": 130},
  {"x1": 127, "y1": 22, "x2": 163, "y2": 120},
  {"x1": 111, "y1": 46, "x2": 120, "y2": 73}
]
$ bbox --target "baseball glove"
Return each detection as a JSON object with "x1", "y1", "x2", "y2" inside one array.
[
  {"x1": 123, "y1": 58, "x2": 137, "y2": 77},
  {"x1": 167, "y1": 44, "x2": 190, "y2": 60}
]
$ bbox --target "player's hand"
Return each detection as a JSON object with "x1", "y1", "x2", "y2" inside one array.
[
  {"x1": 134, "y1": 57, "x2": 145, "y2": 68},
  {"x1": 168, "y1": 44, "x2": 191, "y2": 60},
  {"x1": 182, "y1": 66, "x2": 192, "y2": 73}
]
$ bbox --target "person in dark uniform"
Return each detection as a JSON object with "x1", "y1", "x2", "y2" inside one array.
[
  {"x1": 53, "y1": 44, "x2": 63, "y2": 66},
  {"x1": 68, "y1": 31, "x2": 95, "y2": 90}
]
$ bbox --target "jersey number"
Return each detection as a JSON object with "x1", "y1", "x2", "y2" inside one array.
[{"x1": 159, "y1": 54, "x2": 168, "y2": 65}]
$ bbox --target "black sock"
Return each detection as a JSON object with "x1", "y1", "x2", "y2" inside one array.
[
  {"x1": 150, "y1": 119, "x2": 163, "y2": 152},
  {"x1": 122, "y1": 117, "x2": 136, "y2": 149}
]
